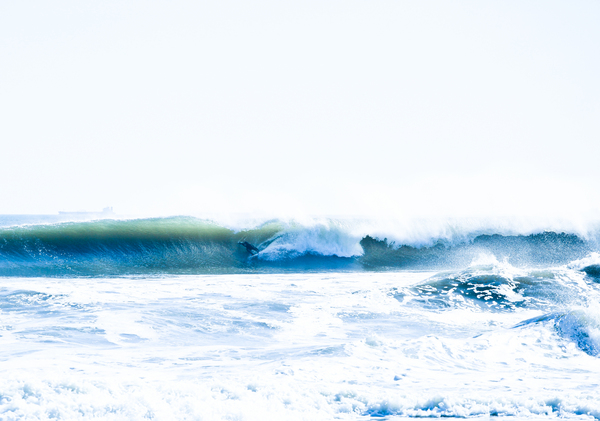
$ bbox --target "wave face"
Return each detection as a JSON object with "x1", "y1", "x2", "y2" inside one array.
[{"x1": 0, "y1": 216, "x2": 599, "y2": 276}]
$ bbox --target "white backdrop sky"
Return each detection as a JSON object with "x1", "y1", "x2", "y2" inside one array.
[{"x1": 1, "y1": 1, "x2": 599, "y2": 218}]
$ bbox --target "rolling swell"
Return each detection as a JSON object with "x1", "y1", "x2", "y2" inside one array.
[
  {"x1": 393, "y1": 264, "x2": 583, "y2": 312},
  {"x1": 0, "y1": 217, "x2": 280, "y2": 276},
  {"x1": 0, "y1": 216, "x2": 597, "y2": 276}
]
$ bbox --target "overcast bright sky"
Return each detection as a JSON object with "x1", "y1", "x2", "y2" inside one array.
[{"x1": 1, "y1": 1, "x2": 599, "y2": 218}]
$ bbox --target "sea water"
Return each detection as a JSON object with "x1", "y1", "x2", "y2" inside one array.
[{"x1": 1, "y1": 216, "x2": 600, "y2": 420}]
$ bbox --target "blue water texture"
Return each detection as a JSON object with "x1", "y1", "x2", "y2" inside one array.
[{"x1": 0, "y1": 215, "x2": 598, "y2": 276}]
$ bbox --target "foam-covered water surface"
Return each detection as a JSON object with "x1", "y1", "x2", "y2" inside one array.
[{"x1": 1, "y1": 267, "x2": 600, "y2": 420}]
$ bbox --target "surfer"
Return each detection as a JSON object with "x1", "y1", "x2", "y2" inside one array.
[{"x1": 238, "y1": 241, "x2": 259, "y2": 255}]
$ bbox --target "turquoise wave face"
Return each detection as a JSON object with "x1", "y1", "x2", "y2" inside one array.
[
  {"x1": 0, "y1": 216, "x2": 597, "y2": 276},
  {"x1": 0, "y1": 217, "x2": 282, "y2": 276}
]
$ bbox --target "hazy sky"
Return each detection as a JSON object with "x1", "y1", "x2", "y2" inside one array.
[{"x1": 1, "y1": 1, "x2": 599, "y2": 217}]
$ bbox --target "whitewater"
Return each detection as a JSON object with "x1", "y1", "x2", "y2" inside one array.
[{"x1": 1, "y1": 214, "x2": 600, "y2": 420}]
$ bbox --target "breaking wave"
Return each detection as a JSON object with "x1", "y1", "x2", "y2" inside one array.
[{"x1": 0, "y1": 216, "x2": 599, "y2": 276}]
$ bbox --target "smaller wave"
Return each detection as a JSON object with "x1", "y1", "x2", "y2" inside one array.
[
  {"x1": 556, "y1": 308, "x2": 600, "y2": 357},
  {"x1": 515, "y1": 306, "x2": 600, "y2": 357},
  {"x1": 393, "y1": 260, "x2": 594, "y2": 313},
  {"x1": 393, "y1": 263, "x2": 527, "y2": 312}
]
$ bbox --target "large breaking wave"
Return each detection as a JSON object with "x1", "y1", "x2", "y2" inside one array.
[{"x1": 0, "y1": 215, "x2": 599, "y2": 276}]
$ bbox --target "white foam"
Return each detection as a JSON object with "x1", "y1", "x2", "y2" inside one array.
[
  {"x1": 258, "y1": 220, "x2": 363, "y2": 259},
  {"x1": 567, "y1": 252, "x2": 600, "y2": 271},
  {"x1": 1, "y1": 272, "x2": 600, "y2": 419},
  {"x1": 231, "y1": 214, "x2": 600, "y2": 252}
]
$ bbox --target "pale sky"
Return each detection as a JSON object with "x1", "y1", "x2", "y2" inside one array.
[{"x1": 1, "y1": 1, "x2": 599, "y2": 218}]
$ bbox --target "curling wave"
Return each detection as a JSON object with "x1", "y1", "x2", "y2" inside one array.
[{"x1": 0, "y1": 216, "x2": 599, "y2": 276}]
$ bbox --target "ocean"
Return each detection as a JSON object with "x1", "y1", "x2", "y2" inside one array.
[{"x1": 1, "y1": 214, "x2": 600, "y2": 420}]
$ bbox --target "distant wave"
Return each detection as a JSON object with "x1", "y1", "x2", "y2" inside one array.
[{"x1": 0, "y1": 216, "x2": 598, "y2": 276}]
